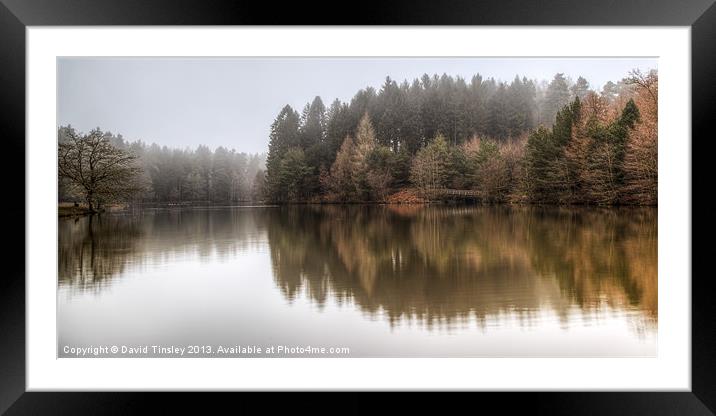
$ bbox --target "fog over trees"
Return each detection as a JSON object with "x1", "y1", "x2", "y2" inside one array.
[
  {"x1": 58, "y1": 68, "x2": 656, "y2": 208},
  {"x1": 58, "y1": 127, "x2": 267, "y2": 207},
  {"x1": 264, "y1": 69, "x2": 657, "y2": 205},
  {"x1": 58, "y1": 128, "x2": 145, "y2": 211}
]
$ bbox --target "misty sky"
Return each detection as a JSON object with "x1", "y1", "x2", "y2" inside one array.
[{"x1": 58, "y1": 57, "x2": 657, "y2": 154}]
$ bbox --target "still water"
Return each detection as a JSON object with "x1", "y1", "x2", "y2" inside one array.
[{"x1": 58, "y1": 205, "x2": 657, "y2": 357}]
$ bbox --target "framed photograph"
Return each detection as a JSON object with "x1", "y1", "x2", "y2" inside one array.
[{"x1": 2, "y1": 0, "x2": 712, "y2": 413}]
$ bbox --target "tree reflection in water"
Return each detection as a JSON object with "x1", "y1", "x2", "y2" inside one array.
[
  {"x1": 266, "y1": 205, "x2": 656, "y2": 332},
  {"x1": 58, "y1": 207, "x2": 267, "y2": 293},
  {"x1": 59, "y1": 205, "x2": 656, "y2": 333}
]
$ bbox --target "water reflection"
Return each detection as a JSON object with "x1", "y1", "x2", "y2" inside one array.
[
  {"x1": 58, "y1": 205, "x2": 657, "y2": 352},
  {"x1": 266, "y1": 205, "x2": 656, "y2": 331},
  {"x1": 58, "y1": 207, "x2": 267, "y2": 292}
]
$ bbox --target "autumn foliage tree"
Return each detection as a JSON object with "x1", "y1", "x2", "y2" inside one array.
[
  {"x1": 327, "y1": 136, "x2": 358, "y2": 201},
  {"x1": 351, "y1": 114, "x2": 379, "y2": 199},
  {"x1": 622, "y1": 70, "x2": 658, "y2": 205},
  {"x1": 263, "y1": 69, "x2": 657, "y2": 206}
]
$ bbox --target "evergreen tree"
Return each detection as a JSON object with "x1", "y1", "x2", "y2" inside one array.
[
  {"x1": 486, "y1": 83, "x2": 511, "y2": 140},
  {"x1": 601, "y1": 81, "x2": 619, "y2": 103},
  {"x1": 251, "y1": 169, "x2": 266, "y2": 202},
  {"x1": 366, "y1": 145, "x2": 394, "y2": 201},
  {"x1": 570, "y1": 76, "x2": 591, "y2": 100},
  {"x1": 540, "y1": 73, "x2": 571, "y2": 126},
  {"x1": 325, "y1": 99, "x2": 353, "y2": 163},
  {"x1": 466, "y1": 75, "x2": 494, "y2": 137},
  {"x1": 212, "y1": 146, "x2": 234, "y2": 202},
  {"x1": 265, "y1": 105, "x2": 301, "y2": 201},
  {"x1": 299, "y1": 96, "x2": 326, "y2": 149},
  {"x1": 374, "y1": 77, "x2": 405, "y2": 151},
  {"x1": 277, "y1": 148, "x2": 311, "y2": 202},
  {"x1": 524, "y1": 126, "x2": 556, "y2": 202},
  {"x1": 401, "y1": 79, "x2": 425, "y2": 154},
  {"x1": 389, "y1": 146, "x2": 413, "y2": 188},
  {"x1": 195, "y1": 145, "x2": 213, "y2": 201},
  {"x1": 587, "y1": 98, "x2": 639, "y2": 204},
  {"x1": 410, "y1": 134, "x2": 451, "y2": 192}
]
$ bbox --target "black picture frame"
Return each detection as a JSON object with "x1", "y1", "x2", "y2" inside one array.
[{"x1": 1, "y1": 0, "x2": 712, "y2": 413}]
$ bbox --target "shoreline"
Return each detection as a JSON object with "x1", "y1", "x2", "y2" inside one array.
[
  {"x1": 58, "y1": 206, "x2": 100, "y2": 217},
  {"x1": 58, "y1": 200, "x2": 657, "y2": 216}
]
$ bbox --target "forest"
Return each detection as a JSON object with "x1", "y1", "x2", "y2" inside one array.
[
  {"x1": 58, "y1": 69, "x2": 657, "y2": 210},
  {"x1": 264, "y1": 70, "x2": 657, "y2": 205},
  {"x1": 58, "y1": 126, "x2": 266, "y2": 209}
]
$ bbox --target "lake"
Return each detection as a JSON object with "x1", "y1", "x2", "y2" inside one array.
[{"x1": 58, "y1": 205, "x2": 657, "y2": 357}]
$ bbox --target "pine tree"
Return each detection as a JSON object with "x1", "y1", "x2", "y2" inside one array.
[
  {"x1": 265, "y1": 105, "x2": 301, "y2": 202},
  {"x1": 410, "y1": 134, "x2": 450, "y2": 192},
  {"x1": 486, "y1": 83, "x2": 510, "y2": 140},
  {"x1": 540, "y1": 73, "x2": 571, "y2": 126},
  {"x1": 325, "y1": 99, "x2": 353, "y2": 164},
  {"x1": 570, "y1": 76, "x2": 591, "y2": 100},
  {"x1": 524, "y1": 126, "x2": 556, "y2": 202},
  {"x1": 299, "y1": 96, "x2": 326, "y2": 149},
  {"x1": 278, "y1": 148, "x2": 310, "y2": 202}
]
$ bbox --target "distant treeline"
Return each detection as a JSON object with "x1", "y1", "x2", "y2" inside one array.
[
  {"x1": 58, "y1": 127, "x2": 267, "y2": 205},
  {"x1": 265, "y1": 70, "x2": 657, "y2": 205},
  {"x1": 57, "y1": 70, "x2": 656, "y2": 209}
]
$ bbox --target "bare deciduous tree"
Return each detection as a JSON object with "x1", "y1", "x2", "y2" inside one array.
[
  {"x1": 626, "y1": 69, "x2": 658, "y2": 116},
  {"x1": 623, "y1": 71, "x2": 658, "y2": 204},
  {"x1": 58, "y1": 128, "x2": 144, "y2": 211}
]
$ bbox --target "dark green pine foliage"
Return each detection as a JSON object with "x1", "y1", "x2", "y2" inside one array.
[
  {"x1": 322, "y1": 72, "x2": 539, "y2": 163},
  {"x1": 552, "y1": 98, "x2": 581, "y2": 147},
  {"x1": 525, "y1": 97, "x2": 581, "y2": 203},
  {"x1": 465, "y1": 75, "x2": 489, "y2": 138},
  {"x1": 540, "y1": 73, "x2": 572, "y2": 126},
  {"x1": 299, "y1": 96, "x2": 326, "y2": 149},
  {"x1": 524, "y1": 126, "x2": 554, "y2": 201},
  {"x1": 374, "y1": 77, "x2": 405, "y2": 151},
  {"x1": 486, "y1": 83, "x2": 511, "y2": 140},
  {"x1": 446, "y1": 145, "x2": 469, "y2": 189},
  {"x1": 588, "y1": 98, "x2": 640, "y2": 204},
  {"x1": 277, "y1": 148, "x2": 311, "y2": 202},
  {"x1": 265, "y1": 72, "x2": 582, "y2": 203},
  {"x1": 400, "y1": 79, "x2": 425, "y2": 154},
  {"x1": 450, "y1": 76, "x2": 471, "y2": 146},
  {"x1": 347, "y1": 87, "x2": 377, "y2": 136},
  {"x1": 612, "y1": 98, "x2": 641, "y2": 199},
  {"x1": 325, "y1": 99, "x2": 353, "y2": 164},
  {"x1": 506, "y1": 76, "x2": 538, "y2": 137},
  {"x1": 548, "y1": 98, "x2": 582, "y2": 202},
  {"x1": 419, "y1": 74, "x2": 442, "y2": 144},
  {"x1": 265, "y1": 105, "x2": 301, "y2": 202},
  {"x1": 389, "y1": 146, "x2": 412, "y2": 188},
  {"x1": 299, "y1": 96, "x2": 328, "y2": 196}
]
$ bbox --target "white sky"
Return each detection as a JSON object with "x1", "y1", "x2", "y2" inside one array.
[{"x1": 58, "y1": 57, "x2": 657, "y2": 154}]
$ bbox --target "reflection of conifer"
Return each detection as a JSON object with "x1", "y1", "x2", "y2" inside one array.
[{"x1": 266, "y1": 205, "x2": 657, "y2": 330}]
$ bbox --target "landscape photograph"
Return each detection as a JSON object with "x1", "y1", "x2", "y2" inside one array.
[{"x1": 57, "y1": 57, "x2": 657, "y2": 357}]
